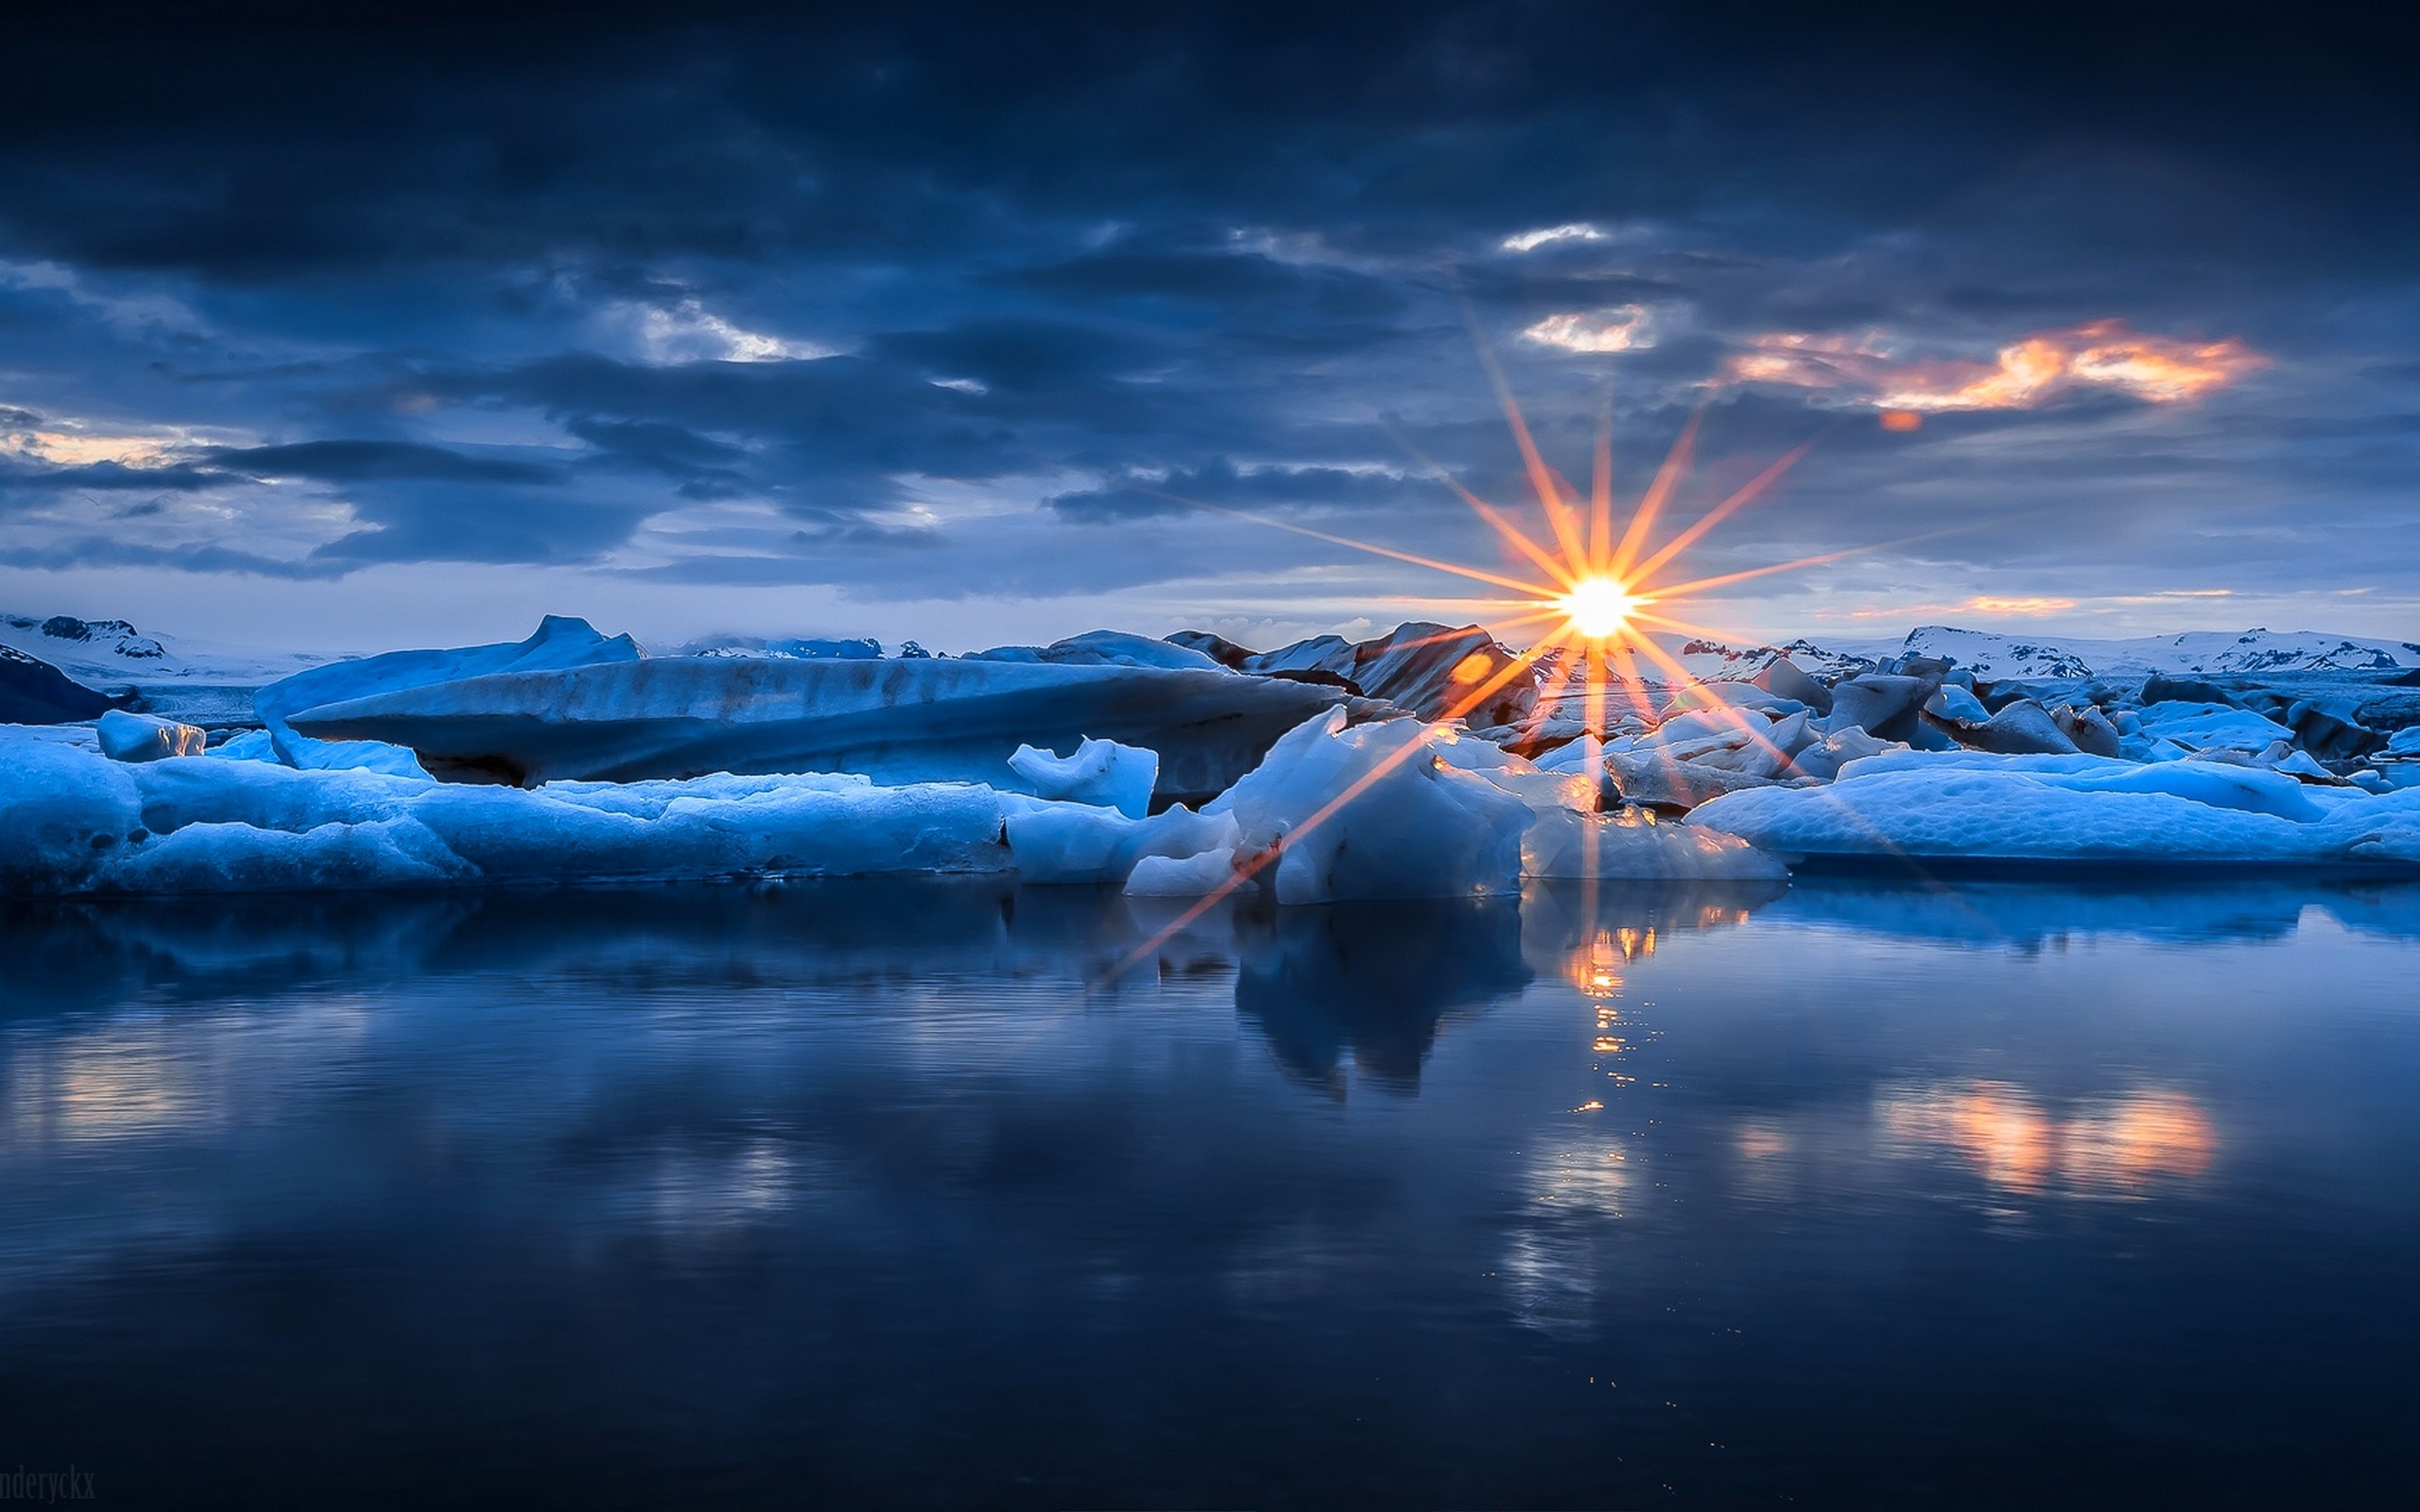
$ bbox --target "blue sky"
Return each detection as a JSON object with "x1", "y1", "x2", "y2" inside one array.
[{"x1": 2, "y1": 3, "x2": 2416, "y2": 654}]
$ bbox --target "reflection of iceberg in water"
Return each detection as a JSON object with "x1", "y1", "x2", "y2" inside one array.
[
  {"x1": 1234, "y1": 900, "x2": 1530, "y2": 1093},
  {"x1": 1876, "y1": 1081, "x2": 2219, "y2": 1195},
  {"x1": 1520, "y1": 878, "x2": 1789, "y2": 996},
  {"x1": 1519, "y1": 878, "x2": 1788, "y2": 1029},
  {"x1": 1494, "y1": 881, "x2": 1791, "y2": 1334},
  {"x1": 1771, "y1": 875, "x2": 2420, "y2": 950}
]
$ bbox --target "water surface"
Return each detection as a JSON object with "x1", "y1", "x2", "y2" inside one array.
[{"x1": 3, "y1": 876, "x2": 2416, "y2": 1508}]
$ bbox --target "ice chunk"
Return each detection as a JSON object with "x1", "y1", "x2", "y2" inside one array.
[
  {"x1": 1124, "y1": 848, "x2": 1247, "y2": 897},
  {"x1": 2051, "y1": 702, "x2": 2125, "y2": 759},
  {"x1": 1825, "y1": 674, "x2": 1936, "y2": 740},
  {"x1": 1206, "y1": 710, "x2": 1532, "y2": 903},
  {"x1": 1782, "y1": 727, "x2": 1904, "y2": 782},
  {"x1": 1949, "y1": 697, "x2": 2080, "y2": 756},
  {"x1": 1221, "y1": 621, "x2": 1535, "y2": 727},
  {"x1": 2385, "y1": 727, "x2": 2420, "y2": 758},
  {"x1": 1527, "y1": 807, "x2": 1788, "y2": 882},
  {"x1": 998, "y1": 796, "x2": 1236, "y2": 885},
  {"x1": 1924, "y1": 684, "x2": 1990, "y2": 724},
  {"x1": 96, "y1": 710, "x2": 207, "y2": 762},
  {"x1": 211, "y1": 729, "x2": 280, "y2": 763},
  {"x1": 2135, "y1": 700, "x2": 2295, "y2": 753},
  {"x1": 1691, "y1": 747, "x2": 2420, "y2": 868},
  {"x1": 1007, "y1": 737, "x2": 1158, "y2": 818},
  {"x1": 288, "y1": 654, "x2": 1350, "y2": 803},
  {"x1": 1750, "y1": 655, "x2": 1833, "y2": 716}
]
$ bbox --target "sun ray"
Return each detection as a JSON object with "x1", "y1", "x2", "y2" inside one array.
[
  {"x1": 1588, "y1": 399, "x2": 1614, "y2": 573},
  {"x1": 1470, "y1": 333, "x2": 1594, "y2": 572},
  {"x1": 1383, "y1": 427, "x2": 1580, "y2": 590},
  {"x1": 1145, "y1": 487, "x2": 1559, "y2": 598},
  {"x1": 1609, "y1": 410, "x2": 1702, "y2": 581},
  {"x1": 1627, "y1": 438, "x2": 1816, "y2": 589}
]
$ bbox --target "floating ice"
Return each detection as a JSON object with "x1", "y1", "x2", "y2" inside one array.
[
  {"x1": 1689, "y1": 748, "x2": 2420, "y2": 868},
  {"x1": 289, "y1": 653, "x2": 1351, "y2": 803},
  {"x1": 96, "y1": 710, "x2": 206, "y2": 762},
  {"x1": 256, "y1": 615, "x2": 640, "y2": 774},
  {"x1": 1007, "y1": 737, "x2": 1157, "y2": 818},
  {"x1": 2134, "y1": 700, "x2": 2297, "y2": 753},
  {"x1": 1203, "y1": 710, "x2": 1533, "y2": 903},
  {"x1": 1523, "y1": 805, "x2": 1787, "y2": 883},
  {"x1": 0, "y1": 734, "x2": 1011, "y2": 896},
  {"x1": 1123, "y1": 848, "x2": 1246, "y2": 897}
]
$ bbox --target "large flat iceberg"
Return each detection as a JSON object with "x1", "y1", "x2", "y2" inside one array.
[{"x1": 287, "y1": 654, "x2": 1356, "y2": 804}]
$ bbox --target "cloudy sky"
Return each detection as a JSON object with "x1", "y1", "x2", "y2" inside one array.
[{"x1": 3, "y1": 2, "x2": 2416, "y2": 655}]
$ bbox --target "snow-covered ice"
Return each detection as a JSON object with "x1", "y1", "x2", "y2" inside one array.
[
  {"x1": 0, "y1": 734, "x2": 1013, "y2": 895},
  {"x1": 1688, "y1": 749, "x2": 2420, "y2": 869}
]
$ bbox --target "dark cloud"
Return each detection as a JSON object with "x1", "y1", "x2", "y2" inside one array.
[
  {"x1": 0, "y1": 2, "x2": 2415, "y2": 633},
  {"x1": 1046, "y1": 458, "x2": 1426, "y2": 523},
  {"x1": 208, "y1": 440, "x2": 565, "y2": 487}
]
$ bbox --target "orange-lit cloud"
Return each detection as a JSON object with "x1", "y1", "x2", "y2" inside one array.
[
  {"x1": 1524, "y1": 306, "x2": 1653, "y2": 353},
  {"x1": 1723, "y1": 318, "x2": 2266, "y2": 412},
  {"x1": 1840, "y1": 594, "x2": 2079, "y2": 621},
  {"x1": 0, "y1": 413, "x2": 192, "y2": 468}
]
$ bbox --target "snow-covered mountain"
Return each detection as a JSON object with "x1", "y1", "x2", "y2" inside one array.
[
  {"x1": 1648, "y1": 626, "x2": 2420, "y2": 684},
  {"x1": 1897, "y1": 626, "x2": 2420, "y2": 679},
  {"x1": 1655, "y1": 635, "x2": 1889, "y2": 683},
  {"x1": 0, "y1": 612, "x2": 327, "y2": 687}
]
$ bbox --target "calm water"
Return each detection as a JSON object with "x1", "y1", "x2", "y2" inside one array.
[{"x1": 3, "y1": 877, "x2": 2417, "y2": 1509}]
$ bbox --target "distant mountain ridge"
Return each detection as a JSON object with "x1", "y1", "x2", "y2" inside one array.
[
  {"x1": 1, "y1": 612, "x2": 328, "y2": 687},
  {"x1": 1662, "y1": 626, "x2": 2420, "y2": 684},
  {"x1": 1899, "y1": 626, "x2": 2420, "y2": 679}
]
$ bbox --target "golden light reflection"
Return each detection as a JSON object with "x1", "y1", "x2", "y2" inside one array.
[
  {"x1": 1567, "y1": 925, "x2": 1660, "y2": 999},
  {"x1": 1879, "y1": 1081, "x2": 2219, "y2": 1195}
]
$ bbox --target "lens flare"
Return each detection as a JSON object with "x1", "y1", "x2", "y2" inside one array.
[{"x1": 1558, "y1": 576, "x2": 1638, "y2": 640}]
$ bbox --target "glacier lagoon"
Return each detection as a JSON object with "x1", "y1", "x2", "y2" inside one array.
[{"x1": 2, "y1": 874, "x2": 2416, "y2": 1508}]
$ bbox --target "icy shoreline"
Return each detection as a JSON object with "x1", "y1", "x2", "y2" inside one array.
[{"x1": 7, "y1": 611, "x2": 2420, "y2": 899}]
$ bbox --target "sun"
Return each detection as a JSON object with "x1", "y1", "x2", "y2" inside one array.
[{"x1": 1559, "y1": 576, "x2": 1640, "y2": 640}]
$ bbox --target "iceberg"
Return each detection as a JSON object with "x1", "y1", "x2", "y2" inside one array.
[
  {"x1": 1688, "y1": 748, "x2": 2420, "y2": 869},
  {"x1": 255, "y1": 614, "x2": 643, "y2": 772},
  {"x1": 1203, "y1": 710, "x2": 1533, "y2": 903},
  {"x1": 96, "y1": 710, "x2": 208, "y2": 762},
  {"x1": 1171, "y1": 620, "x2": 1535, "y2": 726},
  {"x1": 973, "y1": 630, "x2": 1226, "y2": 672},
  {"x1": 1094, "y1": 711, "x2": 1786, "y2": 902},
  {"x1": 0, "y1": 734, "x2": 1012, "y2": 896},
  {"x1": 287, "y1": 653, "x2": 1356, "y2": 804}
]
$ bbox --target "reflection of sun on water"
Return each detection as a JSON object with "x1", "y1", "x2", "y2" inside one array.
[{"x1": 1879, "y1": 1081, "x2": 2218, "y2": 1194}]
